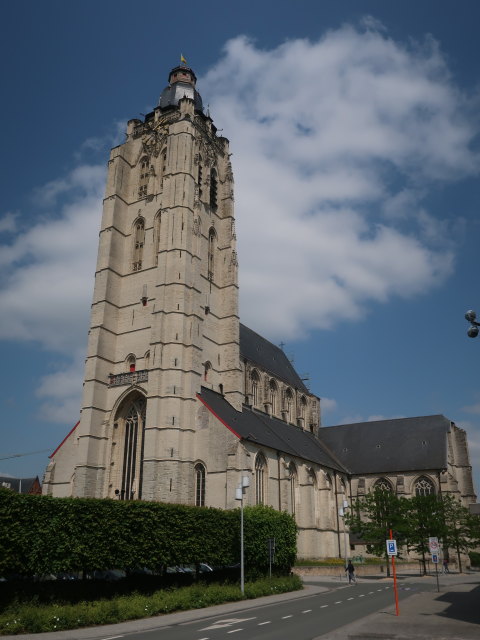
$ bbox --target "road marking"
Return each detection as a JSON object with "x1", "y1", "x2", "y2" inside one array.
[
  {"x1": 359, "y1": 594, "x2": 365, "y2": 597},
  {"x1": 334, "y1": 601, "x2": 342, "y2": 604},
  {"x1": 227, "y1": 630, "x2": 242, "y2": 634},
  {"x1": 201, "y1": 618, "x2": 255, "y2": 631},
  {"x1": 320, "y1": 604, "x2": 329, "y2": 608},
  {"x1": 377, "y1": 589, "x2": 382, "y2": 591},
  {"x1": 258, "y1": 621, "x2": 271, "y2": 625},
  {"x1": 282, "y1": 615, "x2": 293, "y2": 619},
  {"x1": 347, "y1": 597, "x2": 354, "y2": 600},
  {"x1": 302, "y1": 609, "x2": 312, "y2": 613},
  {"x1": 197, "y1": 638, "x2": 209, "y2": 640},
  {"x1": 104, "y1": 637, "x2": 123, "y2": 639}
]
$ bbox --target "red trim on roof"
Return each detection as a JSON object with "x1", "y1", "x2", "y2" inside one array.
[
  {"x1": 49, "y1": 421, "x2": 80, "y2": 458},
  {"x1": 196, "y1": 394, "x2": 241, "y2": 439}
]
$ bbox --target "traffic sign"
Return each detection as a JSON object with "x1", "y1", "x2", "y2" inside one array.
[
  {"x1": 431, "y1": 553, "x2": 439, "y2": 564},
  {"x1": 386, "y1": 539, "x2": 397, "y2": 556},
  {"x1": 428, "y1": 537, "x2": 439, "y2": 553}
]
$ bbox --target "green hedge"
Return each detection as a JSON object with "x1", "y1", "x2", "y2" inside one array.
[{"x1": 0, "y1": 489, "x2": 296, "y2": 577}]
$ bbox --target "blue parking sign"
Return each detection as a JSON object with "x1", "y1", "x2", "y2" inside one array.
[
  {"x1": 432, "y1": 553, "x2": 439, "y2": 564},
  {"x1": 386, "y1": 539, "x2": 397, "y2": 555}
]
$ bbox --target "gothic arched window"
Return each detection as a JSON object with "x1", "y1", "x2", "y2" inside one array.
[
  {"x1": 299, "y1": 396, "x2": 307, "y2": 419},
  {"x1": 210, "y1": 168, "x2": 218, "y2": 210},
  {"x1": 255, "y1": 453, "x2": 267, "y2": 505},
  {"x1": 195, "y1": 463, "x2": 206, "y2": 506},
  {"x1": 154, "y1": 211, "x2": 161, "y2": 266},
  {"x1": 374, "y1": 477, "x2": 393, "y2": 492},
  {"x1": 113, "y1": 394, "x2": 146, "y2": 501},
  {"x1": 126, "y1": 354, "x2": 136, "y2": 372},
  {"x1": 251, "y1": 370, "x2": 260, "y2": 406},
  {"x1": 207, "y1": 228, "x2": 216, "y2": 281},
  {"x1": 138, "y1": 156, "x2": 149, "y2": 198},
  {"x1": 284, "y1": 388, "x2": 294, "y2": 423},
  {"x1": 269, "y1": 380, "x2": 278, "y2": 416},
  {"x1": 133, "y1": 218, "x2": 145, "y2": 271},
  {"x1": 414, "y1": 476, "x2": 435, "y2": 497},
  {"x1": 198, "y1": 156, "x2": 203, "y2": 199},
  {"x1": 288, "y1": 462, "x2": 297, "y2": 516},
  {"x1": 204, "y1": 361, "x2": 212, "y2": 382},
  {"x1": 161, "y1": 148, "x2": 167, "y2": 184}
]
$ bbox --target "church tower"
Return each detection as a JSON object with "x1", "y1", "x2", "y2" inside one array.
[{"x1": 47, "y1": 63, "x2": 243, "y2": 501}]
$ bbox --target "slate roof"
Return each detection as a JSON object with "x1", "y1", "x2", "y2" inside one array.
[
  {"x1": 240, "y1": 324, "x2": 309, "y2": 393},
  {"x1": 0, "y1": 476, "x2": 41, "y2": 494},
  {"x1": 319, "y1": 415, "x2": 451, "y2": 475},
  {"x1": 198, "y1": 386, "x2": 345, "y2": 472}
]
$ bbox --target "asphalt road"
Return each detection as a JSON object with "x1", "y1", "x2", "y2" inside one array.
[{"x1": 110, "y1": 580, "x2": 427, "y2": 640}]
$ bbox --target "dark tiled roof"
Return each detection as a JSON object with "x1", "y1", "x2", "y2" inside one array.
[
  {"x1": 239, "y1": 324, "x2": 309, "y2": 393},
  {"x1": 319, "y1": 415, "x2": 450, "y2": 475},
  {"x1": 0, "y1": 476, "x2": 40, "y2": 494},
  {"x1": 198, "y1": 387, "x2": 345, "y2": 472}
]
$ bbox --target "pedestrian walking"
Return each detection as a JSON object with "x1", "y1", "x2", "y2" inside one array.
[
  {"x1": 345, "y1": 560, "x2": 356, "y2": 584},
  {"x1": 443, "y1": 558, "x2": 450, "y2": 574}
]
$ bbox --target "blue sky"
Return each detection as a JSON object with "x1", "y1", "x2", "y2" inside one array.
[{"x1": 1, "y1": 0, "x2": 480, "y2": 496}]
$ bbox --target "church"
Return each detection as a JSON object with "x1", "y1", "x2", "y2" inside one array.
[{"x1": 43, "y1": 62, "x2": 477, "y2": 559}]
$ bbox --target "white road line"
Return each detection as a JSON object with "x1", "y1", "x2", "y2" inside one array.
[
  {"x1": 320, "y1": 604, "x2": 329, "y2": 608},
  {"x1": 227, "y1": 630, "x2": 242, "y2": 634},
  {"x1": 302, "y1": 609, "x2": 312, "y2": 613},
  {"x1": 197, "y1": 638, "x2": 209, "y2": 640},
  {"x1": 369, "y1": 591, "x2": 374, "y2": 594},
  {"x1": 359, "y1": 594, "x2": 365, "y2": 597},
  {"x1": 282, "y1": 615, "x2": 293, "y2": 619},
  {"x1": 377, "y1": 589, "x2": 382, "y2": 591},
  {"x1": 334, "y1": 601, "x2": 342, "y2": 604},
  {"x1": 104, "y1": 636, "x2": 124, "y2": 639},
  {"x1": 258, "y1": 621, "x2": 271, "y2": 625},
  {"x1": 347, "y1": 597, "x2": 354, "y2": 600}
]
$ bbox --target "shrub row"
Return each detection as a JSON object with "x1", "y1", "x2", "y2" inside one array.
[
  {"x1": 0, "y1": 489, "x2": 296, "y2": 577},
  {"x1": 0, "y1": 575, "x2": 303, "y2": 635}
]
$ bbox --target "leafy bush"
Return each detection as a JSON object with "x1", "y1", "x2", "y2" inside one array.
[{"x1": 469, "y1": 551, "x2": 480, "y2": 567}]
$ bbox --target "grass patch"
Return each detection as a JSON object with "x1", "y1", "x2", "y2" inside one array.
[{"x1": 0, "y1": 575, "x2": 303, "y2": 634}]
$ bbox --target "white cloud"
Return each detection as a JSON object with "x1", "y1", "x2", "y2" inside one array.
[
  {"x1": 320, "y1": 397, "x2": 337, "y2": 414},
  {"x1": 461, "y1": 402, "x2": 480, "y2": 415},
  {"x1": 202, "y1": 28, "x2": 479, "y2": 339},
  {"x1": 0, "y1": 212, "x2": 18, "y2": 233},
  {"x1": 35, "y1": 351, "x2": 85, "y2": 424},
  {"x1": 0, "y1": 164, "x2": 104, "y2": 352}
]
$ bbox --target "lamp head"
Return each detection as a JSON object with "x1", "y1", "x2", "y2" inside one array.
[
  {"x1": 465, "y1": 310, "x2": 477, "y2": 323},
  {"x1": 468, "y1": 325, "x2": 479, "y2": 338}
]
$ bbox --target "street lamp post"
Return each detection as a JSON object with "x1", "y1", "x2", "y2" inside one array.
[
  {"x1": 235, "y1": 475, "x2": 250, "y2": 594},
  {"x1": 465, "y1": 310, "x2": 480, "y2": 338},
  {"x1": 339, "y1": 499, "x2": 349, "y2": 572}
]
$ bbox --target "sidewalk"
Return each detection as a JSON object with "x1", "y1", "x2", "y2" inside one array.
[{"x1": 317, "y1": 572, "x2": 480, "y2": 640}]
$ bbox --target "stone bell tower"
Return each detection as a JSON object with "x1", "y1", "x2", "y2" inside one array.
[{"x1": 44, "y1": 63, "x2": 243, "y2": 501}]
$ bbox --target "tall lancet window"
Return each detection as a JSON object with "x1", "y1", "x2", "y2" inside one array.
[
  {"x1": 198, "y1": 156, "x2": 203, "y2": 199},
  {"x1": 269, "y1": 380, "x2": 278, "y2": 416},
  {"x1": 138, "y1": 156, "x2": 149, "y2": 198},
  {"x1": 133, "y1": 218, "x2": 145, "y2": 271},
  {"x1": 255, "y1": 453, "x2": 267, "y2": 505},
  {"x1": 208, "y1": 228, "x2": 216, "y2": 281},
  {"x1": 154, "y1": 211, "x2": 162, "y2": 266},
  {"x1": 285, "y1": 388, "x2": 294, "y2": 423},
  {"x1": 288, "y1": 462, "x2": 297, "y2": 516},
  {"x1": 251, "y1": 370, "x2": 260, "y2": 407},
  {"x1": 195, "y1": 463, "x2": 206, "y2": 506},
  {"x1": 210, "y1": 168, "x2": 218, "y2": 210},
  {"x1": 161, "y1": 148, "x2": 167, "y2": 186},
  {"x1": 115, "y1": 394, "x2": 146, "y2": 501}
]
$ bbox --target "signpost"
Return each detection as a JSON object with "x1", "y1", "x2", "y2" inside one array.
[
  {"x1": 386, "y1": 531, "x2": 400, "y2": 616},
  {"x1": 267, "y1": 537, "x2": 275, "y2": 579},
  {"x1": 428, "y1": 537, "x2": 440, "y2": 591}
]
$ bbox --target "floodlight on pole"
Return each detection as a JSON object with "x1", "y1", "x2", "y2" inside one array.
[
  {"x1": 465, "y1": 310, "x2": 480, "y2": 338},
  {"x1": 235, "y1": 475, "x2": 250, "y2": 594}
]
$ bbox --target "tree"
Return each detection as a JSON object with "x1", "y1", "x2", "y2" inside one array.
[
  {"x1": 346, "y1": 489, "x2": 409, "y2": 576},
  {"x1": 402, "y1": 495, "x2": 446, "y2": 574},
  {"x1": 438, "y1": 494, "x2": 479, "y2": 573}
]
